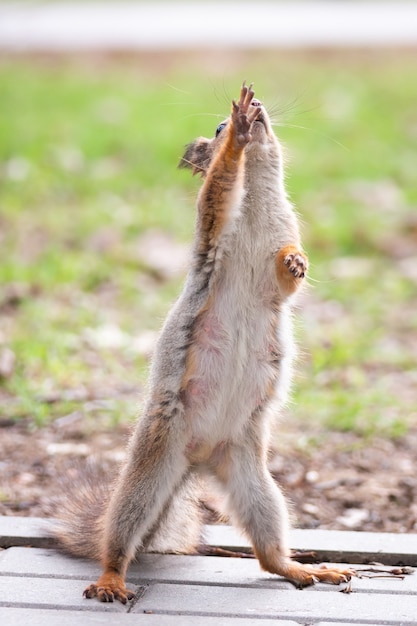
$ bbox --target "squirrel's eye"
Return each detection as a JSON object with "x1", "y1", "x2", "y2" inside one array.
[{"x1": 215, "y1": 123, "x2": 226, "y2": 137}]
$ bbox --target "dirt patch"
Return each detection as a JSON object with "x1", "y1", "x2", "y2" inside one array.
[{"x1": 1, "y1": 414, "x2": 416, "y2": 534}]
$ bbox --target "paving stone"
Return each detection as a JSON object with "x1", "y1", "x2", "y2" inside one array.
[
  {"x1": 1, "y1": 517, "x2": 416, "y2": 625},
  {"x1": 289, "y1": 528, "x2": 417, "y2": 567},
  {"x1": 0, "y1": 548, "x2": 286, "y2": 587},
  {"x1": 0, "y1": 607, "x2": 301, "y2": 626},
  {"x1": 1, "y1": 548, "x2": 416, "y2": 594},
  {"x1": 206, "y1": 525, "x2": 417, "y2": 566},
  {"x1": 0, "y1": 516, "x2": 54, "y2": 549},
  {"x1": 0, "y1": 575, "x2": 133, "y2": 612},
  {"x1": 133, "y1": 582, "x2": 417, "y2": 622},
  {"x1": 2, "y1": 517, "x2": 417, "y2": 566},
  {"x1": 0, "y1": 547, "x2": 102, "y2": 580}
]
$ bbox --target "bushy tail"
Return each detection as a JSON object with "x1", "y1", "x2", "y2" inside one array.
[
  {"x1": 50, "y1": 460, "x2": 204, "y2": 560},
  {"x1": 50, "y1": 461, "x2": 114, "y2": 561}
]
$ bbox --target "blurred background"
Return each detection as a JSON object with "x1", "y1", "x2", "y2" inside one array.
[{"x1": 0, "y1": 1, "x2": 416, "y2": 532}]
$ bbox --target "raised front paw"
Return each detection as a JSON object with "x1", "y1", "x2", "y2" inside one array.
[
  {"x1": 283, "y1": 251, "x2": 308, "y2": 279},
  {"x1": 231, "y1": 81, "x2": 261, "y2": 146}
]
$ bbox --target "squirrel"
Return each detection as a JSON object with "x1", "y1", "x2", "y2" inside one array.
[{"x1": 54, "y1": 82, "x2": 354, "y2": 603}]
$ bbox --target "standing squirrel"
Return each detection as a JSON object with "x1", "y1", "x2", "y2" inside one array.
[{"x1": 54, "y1": 82, "x2": 353, "y2": 602}]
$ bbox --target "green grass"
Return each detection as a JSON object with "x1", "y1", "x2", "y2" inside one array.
[{"x1": 0, "y1": 51, "x2": 416, "y2": 433}]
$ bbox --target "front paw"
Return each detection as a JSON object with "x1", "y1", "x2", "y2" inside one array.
[
  {"x1": 231, "y1": 81, "x2": 261, "y2": 146},
  {"x1": 276, "y1": 245, "x2": 309, "y2": 296},
  {"x1": 283, "y1": 251, "x2": 308, "y2": 279}
]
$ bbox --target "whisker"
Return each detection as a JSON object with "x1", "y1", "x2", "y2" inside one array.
[
  {"x1": 160, "y1": 101, "x2": 202, "y2": 107},
  {"x1": 179, "y1": 113, "x2": 226, "y2": 123},
  {"x1": 210, "y1": 79, "x2": 222, "y2": 107},
  {"x1": 223, "y1": 86, "x2": 230, "y2": 107},
  {"x1": 220, "y1": 79, "x2": 232, "y2": 106},
  {"x1": 307, "y1": 275, "x2": 338, "y2": 285},
  {"x1": 208, "y1": 77, "x2": 231, "y2": 110},
  {"x1": 268, "y1": 92, "x2": 308, "y2": 119},
  {"x1": 164, "y1": 83, "x2": 192, "y2": 96},
  {"x1": 179, "y1": 156, "x2": 208, "y2": 174},
  {"x1": 272, "y1": 122, "x2": 349, "y2": 151}
]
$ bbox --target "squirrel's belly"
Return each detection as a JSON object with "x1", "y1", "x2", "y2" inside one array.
[{"x1": 182, "y1": 309, "x2": 280, "y2": 442}]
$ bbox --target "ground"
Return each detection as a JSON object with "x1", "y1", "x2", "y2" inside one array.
[{"x1": 1, "y1": 412, "x2": 416, "y2": 534}]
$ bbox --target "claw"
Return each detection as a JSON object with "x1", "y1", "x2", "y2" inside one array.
[
  {"x1": 83, "y1": 574, "x2": 135, "y2": 605},
  {"x1": 283, "y1": 252, "x2": 308, "y2": 279}
]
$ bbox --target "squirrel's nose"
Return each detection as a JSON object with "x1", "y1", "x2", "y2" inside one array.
[{"x1": 251, "y1": 99, "x2": 262, "y2": 107}]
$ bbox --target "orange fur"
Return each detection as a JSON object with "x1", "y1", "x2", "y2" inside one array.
[
  {"x1": 255, "y1": 546, "x2": 353, "y2": 587},
  {"x1": 276, "y1": 245, "x2": 309, "y2": 296},
  {"x1": 84, "y1": 570, "x2": 134, "y2": 604}
]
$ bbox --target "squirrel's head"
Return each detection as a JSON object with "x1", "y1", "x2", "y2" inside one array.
[{"x1": 179, "y1": 99, "x2": 275, "y2": 178}]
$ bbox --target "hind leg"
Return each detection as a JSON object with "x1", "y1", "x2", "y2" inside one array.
[
  {"x1": 216, "y1": 437, "x2": 354, "y2": 587},
  {"x1": 84, "y1": 403, "x2": 190, "y2": 603}
]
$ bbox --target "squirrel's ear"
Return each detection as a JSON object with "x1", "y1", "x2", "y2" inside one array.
[{"x1": 178, "y1": 137, "x2": 213, "y2": 177}]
